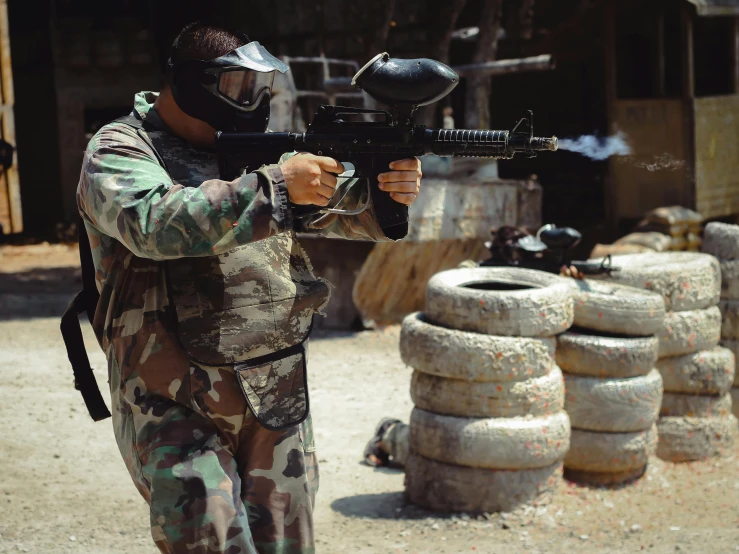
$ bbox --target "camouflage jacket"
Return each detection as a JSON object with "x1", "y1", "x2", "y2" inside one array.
[{"x1": 77, "y1": 91, "x2": 391, "y2": 428}]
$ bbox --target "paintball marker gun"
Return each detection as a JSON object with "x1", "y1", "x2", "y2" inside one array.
[{"x1": 215, "y1": 52, "x2": 559, "y2": 240}]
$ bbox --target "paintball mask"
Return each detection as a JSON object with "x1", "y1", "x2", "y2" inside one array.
[{"x1": 168, "y1": 41, "x2": 289, "y2": 132}]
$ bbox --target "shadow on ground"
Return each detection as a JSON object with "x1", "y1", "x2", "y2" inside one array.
[
  {"x1": 0, "y1": 266, "x2": 80, "y2": 320},
  {"x1": 331, "y1": 490, "x2": 459, "y2": 521}
]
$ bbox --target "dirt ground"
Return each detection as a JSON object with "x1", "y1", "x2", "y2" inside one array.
[{"x1": 2, "y1": 245, "x2": 739, "y2": 554}]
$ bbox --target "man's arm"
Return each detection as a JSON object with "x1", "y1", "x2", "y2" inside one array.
[{"x1": 78, "y1": 124, "x2": 291, "y2": 260}]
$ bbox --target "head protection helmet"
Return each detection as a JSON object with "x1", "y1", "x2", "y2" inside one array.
[{"x1": 167, "y1": 41, "x2": 289, "y2": 132}]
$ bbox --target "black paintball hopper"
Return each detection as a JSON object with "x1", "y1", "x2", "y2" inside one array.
[
  {"x1": 352, "y1": 52, "x2": 459, "y2": 118},
  {"x1": 536, "y1": 224, "x2": 582, "y2": 250}
]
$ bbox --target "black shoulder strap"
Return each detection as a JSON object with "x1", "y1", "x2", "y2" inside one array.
[
  {"x1": 114, "y1": 113, "x2": 169, "y2": 172},
  {"x1": 60, "y1": 219, "x2": 111, "y2": 421}
]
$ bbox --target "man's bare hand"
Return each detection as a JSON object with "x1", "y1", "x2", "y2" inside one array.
[
  {"x1": 280, "y1": 153, "x2": 345, "y2": 206},
  {"x1": 378, "y1": 157, "x2": 422, "y2": 206}
]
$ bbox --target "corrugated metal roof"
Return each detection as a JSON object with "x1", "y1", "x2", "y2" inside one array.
[{"x1": 685, "y1": 0, "x2": 739, "y2": 16}]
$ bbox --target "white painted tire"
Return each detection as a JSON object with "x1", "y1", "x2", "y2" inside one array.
[
  {"x1": 719, "y1": 299, "x2": 739, "y2": 340},
  {"x1": 564, "y1": 425, "x2": 657, "y2": 473},
  {"x1": 425, "y1": 267, "x2": 576, "y2": 337},
  {"x1": 556, "y1": 332, "x2": 658, "y2": 378},
  {"x1": 656, "y1": 414, "x2": 738, "y2": 462},
  {"x1": 658, "y1": 306, "x2": 721, "y2": 358},
  {"x1": 409, "y1": 408, "x2": 570, "y2": 470},
  {"x1": 592, "y1": 252, "x2": 720, "y2": 312},
  {"x1": 731, "y1": 388, "x2": 739, "y2": 418},
  {"x1": 660, "y1": 392, "x2": 733, "y2": 417},
  {"x1": 410, "y1": 366, "x2": 564, "y2": 418},
  {"x1": 656, "y1": 347, "x2": 735, "y2": 395},
  {"x1": 404, "y1": 454, "x2": 561, "y2": 513},
  {"x1": 702, "y1": 222, "x2": 739, "y2": 260},
  {"x1": 564, "y1": 369, "x2": 662, "y2": 432},
  {"x1": 572, "y1": 280, "x2": 665, "y2": 336},
  {"x1": 719, "y1": 260, "x2": 739, "y2": 300},
  {"x1": 399, "y1": 312, "x2": 556, "y2": 382},
  {"x1": 720, "y1": 340, "x2": 739, "y2": 386}
]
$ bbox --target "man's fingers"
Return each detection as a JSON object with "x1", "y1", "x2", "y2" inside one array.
[
  {"x1": 389, "y1": 192, "x2": 417, "y2": 205},
  {"x1": 320, "y1": 169, "x2": 338, "y2": 189},
  {"x1": 380, "y1": 180, "x2": 419, "y2": 194},
  {"x1": 315, "y1": 182, "x2": 336, "y2": 200},
  {"x1": 388, "y1": 157, "x2": 421, "y2": 171},
  {"x1": 378, "y1": 170, "x2": 421, "y2": 184},
  {"x1": 314, "y1": 156, "x2": 345, "y2": 175}
]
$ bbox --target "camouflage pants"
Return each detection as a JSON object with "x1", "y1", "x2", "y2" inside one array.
[{"x1": 108, "y1": 337, "x2": 318, "y2": 554}]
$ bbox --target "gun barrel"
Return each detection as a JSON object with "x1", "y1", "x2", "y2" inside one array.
[
  {"x1": 533, "y1": 136, "x2": 558, "y2": 152},
  {"x1": 425, "y1": 128, "x2": 558, "y2": 158}
]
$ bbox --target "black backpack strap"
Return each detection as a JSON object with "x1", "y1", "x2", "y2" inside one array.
[
  {"x1": 114, "y1": 113, "x2": 169, "y2": 172},
  {"x1": 60, "y1": 219, "x2": 111, "y2": 421},
  {"x1": 63, "y1": 112, "x2": 168, "y2": 422}
]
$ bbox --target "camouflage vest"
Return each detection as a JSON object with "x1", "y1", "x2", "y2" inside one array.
[{"x1": 117, "y1": 114, "x2": 330, "y2": 430}]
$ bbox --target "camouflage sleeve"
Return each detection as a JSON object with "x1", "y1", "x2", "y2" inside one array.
[
  {"x1": 279, "y1": 153, "x2": 396, "y2": 242},
  {"x1": 77, "y1": 124, "x2": 292, "y2": 260}
]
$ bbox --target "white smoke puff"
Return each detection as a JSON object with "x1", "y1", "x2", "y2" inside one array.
[{"x1": 558, "y1": 132, "x2": 631, "y2": 160}]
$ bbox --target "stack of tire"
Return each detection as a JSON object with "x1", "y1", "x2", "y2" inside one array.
[
  {"x1": 703, "y1": 222, "x2": 739, "y2": 426},
  {"x1": 595, "y1": 252, "x2": 737, "y2": 462},
  {"x1": 556, "y1": 280, "x2": 666, "y2": 485},
  {"x1": 399, "y1": 267, "x2": 576, "y2": 513}
]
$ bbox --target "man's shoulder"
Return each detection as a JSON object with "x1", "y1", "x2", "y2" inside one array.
[{"x1": 86, "y1": 116, "x2": 149, "y2": 154}]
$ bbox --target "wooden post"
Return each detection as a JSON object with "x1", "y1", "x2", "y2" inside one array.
[
  {"x1": 732, "y1": 16, "x2": 739, "y2": 94},
  {"x1": 453, "y1": 55, "x2": 555, "y2": 77},
  {"x1": 464, "y1": 0, "x2": 504, "y2": 130},
  {"x1": 604, "y1": 2, "x2": 617, "y2": 231},
  {"x1": 681, "y1": 2, "x2": 695, "y2": 210},
  {"x1": 655, "y1": 9, "x2": 666, "y2": 97},
  {"x1": 0, "y1": 0, "x2": 21, "y2": 233},
  {"x1": 681, "y1": 6, "x2": 695, "y2": 99}
]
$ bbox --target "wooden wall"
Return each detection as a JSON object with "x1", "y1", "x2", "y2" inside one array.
[
  {"x1": 694, "y1": 94, "x2": 739, "y2": 218},
  {"x1": 608, "y1": 99, "x2": 688, "y2": 220}
]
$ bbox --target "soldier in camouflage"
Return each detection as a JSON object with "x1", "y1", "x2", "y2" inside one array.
[{"x1": 76, "y1": 22, "x2": 422, "y2": 554}]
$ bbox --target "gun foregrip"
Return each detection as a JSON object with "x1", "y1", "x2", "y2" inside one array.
[{"x1": 428, "y1": 129, "x2": 510, "y2": 158}]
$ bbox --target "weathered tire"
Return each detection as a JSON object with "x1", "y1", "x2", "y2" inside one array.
[
  {"x1": 702, "y1": 222, "x2": 739, "y2": 260},
  {"x1": 556, "y1": 332, "x2": 658, "y2": 378},
  {"x1": 564, "y1": 369, "x2": 663, "y2": 432},
  {"x1": 656, "y1": 347, "x2": 735, "y2": 394},
  {"x1": 720, "y1": 340, "x2": 739, "y2": 386},
  {"x1": 409, "y1": 408, "x2": 570, "y2": 470},
  {"x1": 399, "y1": 312, "x2": 556, "y2": 382},
  {"x1": 731, "y1": 388, "x2": 739, "y2": 418},
  {"x1": 719, "y1": 260, "x2": 739, "y2": 300},
  {"x1": 424, "y1": 267, "x2": 576, "y2": 337},
  {"x1": 592, "y1": 252, "x2": 720, "y2": 312},
  {"x1": 404, "y1": 454, "x2": 561, "y2": 513},
  {"x1": 572, "y1": 280, "x2": 665, "y2": 336},
  {"x1": 660, "y1": 392, "x2": 732, "y2": 417},
  {"x1": 564, "y1": 425, "x2": 657, "y2": 473},
  {"x1": 719, "y1": 300, "x2": 739, "y2": 340},
  {"x1": 410, "y1": 366, "x2": 564, "y2": 418},
  {"x1": 564, "y1": 467, "x2": 647, "y2": 487},
  {"x1": 656, "y1": 414, "x2": 738, "y2": 462},
  {"x1": 658, "y1": 306, "x2": 721, "y2": 358}
]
